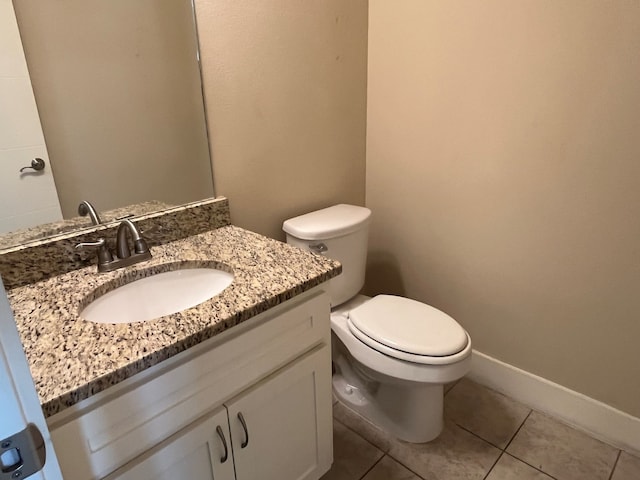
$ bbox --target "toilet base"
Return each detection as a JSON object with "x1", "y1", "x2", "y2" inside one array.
[{"x1": 332, "y1": 354, "x2": 444, "y2": 443}]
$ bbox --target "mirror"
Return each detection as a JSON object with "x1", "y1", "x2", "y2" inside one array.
[{"x1": 0, "y1": 0, "x2": 214, "y2": 250}]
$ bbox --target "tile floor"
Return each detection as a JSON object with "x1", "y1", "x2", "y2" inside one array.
[{"x1": 322, "y1": 378, "x2": 640, "y2": 480}]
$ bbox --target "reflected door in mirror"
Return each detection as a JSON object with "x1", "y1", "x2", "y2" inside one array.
[{"x1": 0, "y1": 0, "x2": 62, "y2": 234}]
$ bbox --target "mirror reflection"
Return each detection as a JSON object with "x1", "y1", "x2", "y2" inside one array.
[{"x1": 1, "y1": 0, "x2": 214, "y2": 249}]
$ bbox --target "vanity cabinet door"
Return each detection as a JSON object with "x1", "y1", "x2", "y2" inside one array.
[
  {"x1": 104, "y1": 407, "x2": 235, "y2": 480},
  {"x1": 226, "y1": 345, "x2": 333, "y2": 480}
]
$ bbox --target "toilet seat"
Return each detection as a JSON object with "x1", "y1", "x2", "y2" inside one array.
[{"x1": 347, "y1": 295, "x2": 469, "y2": 365}]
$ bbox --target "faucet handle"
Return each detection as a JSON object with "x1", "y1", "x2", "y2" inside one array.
[
  {"x1": 76, "y1": 238, "x2": 105, "y2": 249},
  {"x1": 76, "y1": 238, "x2": 114, "y2": 264}
]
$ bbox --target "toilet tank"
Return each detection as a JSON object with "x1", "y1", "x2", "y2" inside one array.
[{"x1": 283, "y1": 204, "x2": 371, "y2": 307}]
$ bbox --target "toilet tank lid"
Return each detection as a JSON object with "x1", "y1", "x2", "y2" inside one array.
[{"x1": 283, "y1": 204, "x2": 371, "y2": 240}]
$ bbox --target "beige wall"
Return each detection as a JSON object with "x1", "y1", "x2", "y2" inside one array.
[
  {"x1": 14, "y1": 0, "x2": 213, "y2": 218},
  {"x1": 195, "y1": 0, "x2": 368, "y2": 240},
  {"x1": 366, "y1": 1, "x2": 640, "y2": 417}
]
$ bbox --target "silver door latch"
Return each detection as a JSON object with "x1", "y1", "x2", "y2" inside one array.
[{"x1": 0, "y1": 424, "x2": 46, "y2": 480}]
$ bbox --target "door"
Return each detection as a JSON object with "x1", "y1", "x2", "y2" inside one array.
[
  {"x1": 0, "y1": 278, "x2": 63, "y2": 479},
  {"x1": 226, "y1": 346, "x2": 333, "y2": 480},
  {"x1": 0, "y1": 0, "x2": 62, "y2": 235},
  {"x1": 104, "y1": 407, "x2": 235, "y2": 480}
]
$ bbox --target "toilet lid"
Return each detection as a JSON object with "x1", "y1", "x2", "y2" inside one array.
[{"x1": 348, "y1": 295, "x2": 468, "y2": 357}]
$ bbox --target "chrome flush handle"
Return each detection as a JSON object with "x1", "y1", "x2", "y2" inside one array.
[{"x1": 309, "y1": 243, "x2": 328, "y2": 254}]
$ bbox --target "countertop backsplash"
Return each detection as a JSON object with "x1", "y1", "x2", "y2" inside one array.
[{"x1": 0, "y1": 197, "x2": 231, "y2": 290}]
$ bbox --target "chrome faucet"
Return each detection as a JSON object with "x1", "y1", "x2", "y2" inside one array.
[
  {"x1": 78, "y1": 200, "x2": 102, "y2": 225},
  {"x1": 76, "y1": 219, "x2": 152, "y2": 272},
  {"x1": 116, "y1": 219, "x2": 151, "y2": 260}
]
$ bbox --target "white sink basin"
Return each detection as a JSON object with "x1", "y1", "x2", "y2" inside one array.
[{"x1": 81, "y1": 268, "x2": 234, "y2": 324}]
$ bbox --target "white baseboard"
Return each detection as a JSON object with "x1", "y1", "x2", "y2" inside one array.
[{"x1": 468, "y1": 350, "x2": 640, "y2": 456}]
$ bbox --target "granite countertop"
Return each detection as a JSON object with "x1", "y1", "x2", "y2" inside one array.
[{"x1": 7, "y1": 225, "x2": 341, "y2": 417}]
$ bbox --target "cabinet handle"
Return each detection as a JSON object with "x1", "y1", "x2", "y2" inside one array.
[
  {"x1": 237, "y1": 412, "x2": 249, "y2": 448},
  {"x1": 216, "y1": 426, "x2": 229, "y2": 463}
]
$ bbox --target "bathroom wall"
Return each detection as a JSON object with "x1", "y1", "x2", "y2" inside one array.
[
  {"x1": 366, "y1": 1, "x2": 640, "y2": 417},
  {"x1": 195, "y1": 0, "x2": 368, "y2": 240}
]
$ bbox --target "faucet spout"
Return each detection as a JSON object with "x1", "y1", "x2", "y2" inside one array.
[
  {"x1": 78, "y1": 200, "x2": 102, "y2": 225},
  {"x1": 76, "y1": 219, "x2": 152, "y2": 273},
  {"x1": 116, "y1": 219, "x2": 150, "y2": 259}
]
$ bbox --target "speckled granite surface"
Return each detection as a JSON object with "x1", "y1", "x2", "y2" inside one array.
[
  {"x1": 0, "y1": 201, "x2": 173, "y2": 250},
  {"x1": 0, "y1": 197, "x2": 231, "y2": 290},
  {"x1": 7, "y1": 225, "x2": 341, "y2": 417}
]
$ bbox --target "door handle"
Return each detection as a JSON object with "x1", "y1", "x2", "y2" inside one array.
[{"x1": 19, "y1": 158, "x2": 46, "y2": 173}]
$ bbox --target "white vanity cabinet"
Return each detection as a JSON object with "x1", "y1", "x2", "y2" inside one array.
[
  {"x1": 47, "y1": 289, "x2": 333, "y2": 480},
  {"x1": 106, "y1": 347, "x2": 331, "y2": 480}
]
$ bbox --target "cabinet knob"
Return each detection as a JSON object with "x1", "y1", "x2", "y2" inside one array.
[
  {"x1": 238, "y1": 412, "x2": 249, "y2": 448},
  {"x1": 215, "y1": 426, "x2": 229, "y2": 463}
]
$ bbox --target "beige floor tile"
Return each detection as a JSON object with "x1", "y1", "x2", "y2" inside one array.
[
  {"x1": 611, "y1": 451, "x2": 640, "y2": 480},
  {"x1": 506, "y1": 411, "x2": 618, "y2": 480},
  {"x1": 445, "y1": 378, "x2": 531, "y2": 448},
  {"x1": 387, "y1": 419, "x2": 501, "y2": 480},
  {"x1": 322, "y1": 419, "x2": 384, "y2": 480},
  {"x1": 333, "y1": 401, "x2": 392, "y2": 453},
  {"x1": 362, "y1": 456, "x2": 421, "y2": 480},
  {"x1": 486, "y1": 454, "x2": 554, "y2": 480}
]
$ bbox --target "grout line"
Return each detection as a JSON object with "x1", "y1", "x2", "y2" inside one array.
[
  {"x1": 491, "y1": 410, "x2": 566, "y2": 479},
  {"x1": 454, "y1": 414, "x2": 556, "y2": 480},
  {"x1": 333, "y1": 415, "x2": 388, "y2": 453},
  {"x1": 481, "y1": 451, "x2": 504, "y2": 480},
  {"x1": 384, "y1": 451, "x2": 429, "y2": 480},
  {"x1": 455, "y1": 423, "x2": 504, "y2": 451},
  {"x1": 503, "y1": 409, "x2": 532, "y2": 452},
  {"x1": 444, "y1": 379, "x2": 460, "y2": 396},
  {"x1": 607, "y1": 450, "x2": 622, "y2": 480},
  {"x1": 502, "y1": 452, "x2": 559, "y2": 480},
  {"x1": 358, "y1": 454, "x2": 385, "y2": 480}
]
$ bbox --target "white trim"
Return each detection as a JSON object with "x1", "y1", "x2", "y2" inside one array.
[{"x1": 468, "y1": 350, "x2": 640, "y2": 456}]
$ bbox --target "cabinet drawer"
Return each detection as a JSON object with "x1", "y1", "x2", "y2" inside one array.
[{"x1": 50, "y1": 289, "x2": 329, "y2": 480}]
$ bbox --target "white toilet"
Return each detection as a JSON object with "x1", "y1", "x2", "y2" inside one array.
[{"x1": 283, "y1": 204, "x2": 472, "y2": 442}]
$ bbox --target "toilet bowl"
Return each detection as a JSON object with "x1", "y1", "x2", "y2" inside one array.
[
  {"x1": 331, "y1": 295, "x2": 471, "y2": 442},
  {"x1": 283, "y1": 205, "x2": 472, "y2": 442}
]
